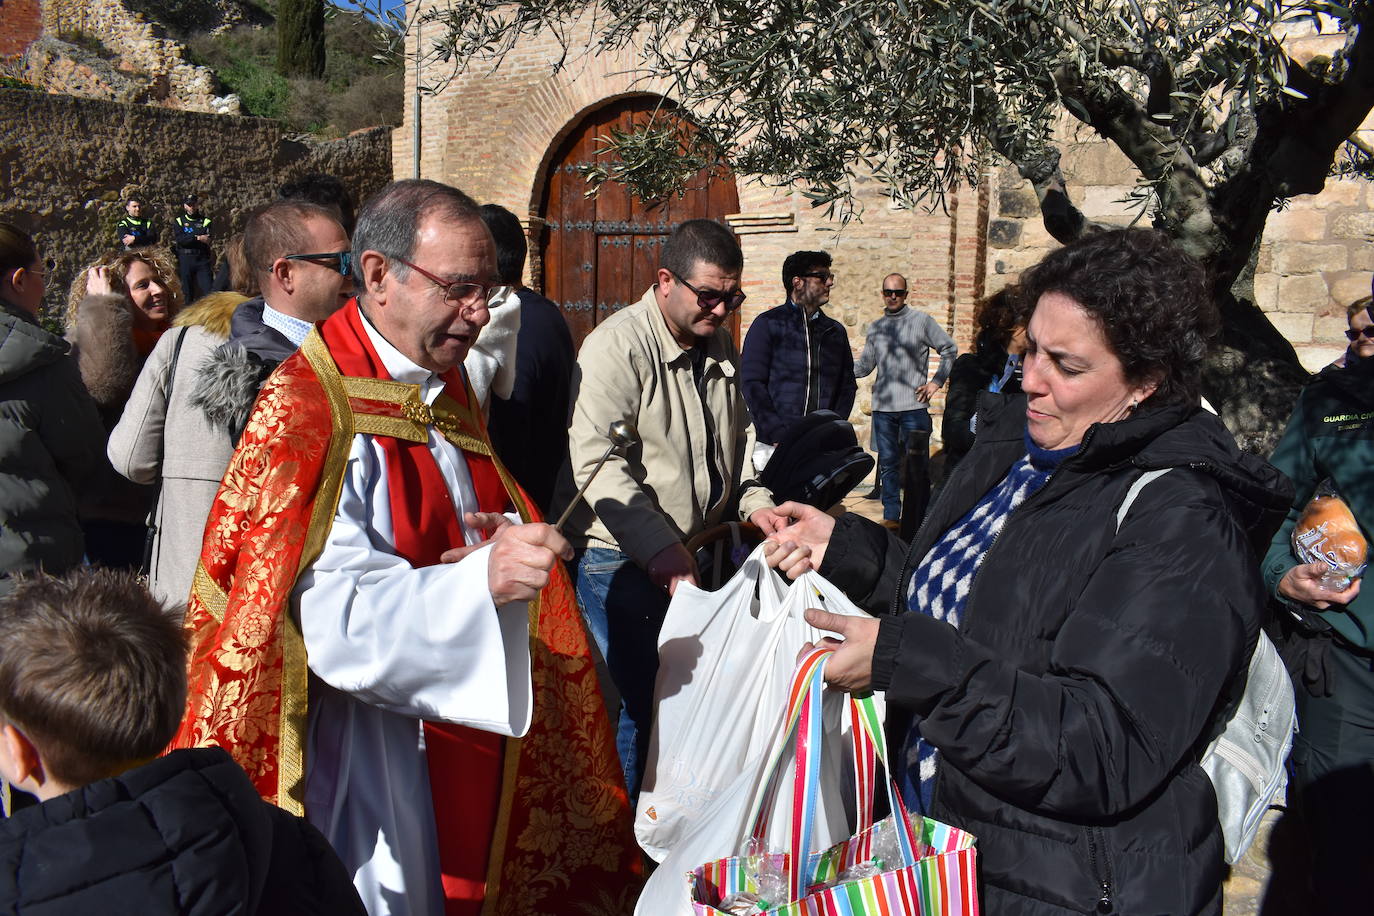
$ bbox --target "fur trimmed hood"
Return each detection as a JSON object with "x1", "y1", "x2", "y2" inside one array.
[
  {"x1": 189, "y1": 297, "x2": 298, "y2": 440},
  {"x1": 174, "y1": 292, "x2": 247, "y2": 339},
  {"x1": 190, "y1": 341, "x2": 275, "y2": 440}
]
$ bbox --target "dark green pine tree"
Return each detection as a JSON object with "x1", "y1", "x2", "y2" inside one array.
[{"x1": 276, "y1": 0, "x2": 326, "y2": 79}]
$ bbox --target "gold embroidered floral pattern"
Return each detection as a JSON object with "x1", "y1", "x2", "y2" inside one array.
[
  {"x1": 170, "y1": 306, "x2": 643, "y2": 912},
  {"x1": 486, "y1": 562, "x2": 644, "y2": 915},
  {"x1": 169, "y1": 355, "x2": 334, "y2": 809}
]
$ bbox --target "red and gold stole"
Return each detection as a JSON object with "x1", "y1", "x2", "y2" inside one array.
[
  {"x1": 325, "y1": 302, "x2": 510, "y2": 914},
  {"x1": 174, "y1": 300, "x2": 643, "y2": 915}
]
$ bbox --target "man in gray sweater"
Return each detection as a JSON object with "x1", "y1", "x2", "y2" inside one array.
[{"x1": 854, "y1": 273, "x2": 957, "y2": 527}]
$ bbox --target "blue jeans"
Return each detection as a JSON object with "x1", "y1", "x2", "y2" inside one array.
[
  {"x1": 574, "y1": 547, "x2": 670, "y2": 801},
  {"x1": 873, "y1": 409, "x2": 931, "y2": 522}
]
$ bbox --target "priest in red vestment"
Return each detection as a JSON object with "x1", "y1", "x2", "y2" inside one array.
[{"x1": 171, "y1": 180, "x2": 643, "y2": 916}]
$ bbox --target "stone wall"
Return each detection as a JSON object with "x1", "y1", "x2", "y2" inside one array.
[
  {"x1": 31, "y1": 0, "x2": 239, "y2": 113},
  {"x1": 22, "y1": 35, "x2": 150, "y2": 104},
  {"x1": 401, "y1": 5, "x2": 985, "y2": 450},
  {"x1": 0, "y1": 88, "x2": 394, "y2": 317},
  {"x1": 987, "y1": 28, "x2": 1374, "y2": 374}
]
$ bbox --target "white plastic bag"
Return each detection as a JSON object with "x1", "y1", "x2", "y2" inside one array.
[{"x1": 635, "y1": 546, "x2": 880, "y2": 863}]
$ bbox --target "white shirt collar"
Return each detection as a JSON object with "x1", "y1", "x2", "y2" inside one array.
[
  {"x1": 260, "y1": 302, "x2": 314, "y2": 347},
  {"x1": 357, "y1": 307, "x2": 446, "y2": 402}
]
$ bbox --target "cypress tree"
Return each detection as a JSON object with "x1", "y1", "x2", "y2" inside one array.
[{"x1": 277, "y1": 0, "x2": 326, "y2": 79}]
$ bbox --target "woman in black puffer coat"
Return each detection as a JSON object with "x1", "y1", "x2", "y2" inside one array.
[
  {"x1": 942, "y1": 285, "x2": 1026, "y2": 475},
  {"x1": 764, "y1": 229, "x2": 1293, "y2": 915}
]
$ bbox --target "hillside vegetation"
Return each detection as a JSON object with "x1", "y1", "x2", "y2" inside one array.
[{"x1": 184, "y1": 4, "x2": 401, "y2": 135}]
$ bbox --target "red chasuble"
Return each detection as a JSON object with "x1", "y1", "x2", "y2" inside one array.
[{"x1": 171, "y1": 300, "x2": 643, "y2": 915}]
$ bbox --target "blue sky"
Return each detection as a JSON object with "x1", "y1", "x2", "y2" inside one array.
[{"x1": 331, "y1": 0, "x2": 407, "y2": 22}]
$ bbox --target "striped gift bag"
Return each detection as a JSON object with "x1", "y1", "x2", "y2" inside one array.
[{"x1": 690, "y1": 648, "x2": 979, "y2": 916}]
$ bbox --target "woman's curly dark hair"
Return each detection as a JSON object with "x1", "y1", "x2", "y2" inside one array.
[
  {"x1": 972, "y1": 284, "x2": 1028, "y2": 352},
  {"x1": 1016, "y1": 228, "x2": 1219, "y2": 406}
]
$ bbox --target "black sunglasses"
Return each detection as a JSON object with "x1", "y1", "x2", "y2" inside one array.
[
  {"x1": 669, "y1": 270, "x2": 747, "y2": 313},
  {"x1": 1346, "y1": 325, "x2": 1374, "y2": 341},
  {"x1": 284, "y1": 251, "x2": 352, "y2": 278},
  {"x1": 882, "y1": 289, "x2": 907, "y2": 297},
  {"x1": 801, "y1": 271, "x2": 836, "y2": 282}
]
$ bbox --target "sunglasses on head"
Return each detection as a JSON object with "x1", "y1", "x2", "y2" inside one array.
[
  {"x1": 669, "y1": 269, "x2": 747, "y2": 313},
  {"x1": 882, "y1": 288, "x2": 907, "y2": 298},
  {"x1": 1346, "y1": 325, "x2": 1374, "y2": 341},
  {"x1": 284, "y1": 251, "x2": 352, "y2": 278}
]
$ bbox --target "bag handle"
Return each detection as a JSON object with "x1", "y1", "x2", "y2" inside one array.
[
  {"x1": 141, "y1": 326, "x2": 190, "y2": 576},
  {"x1": 747, "y1": 542, "x2": 791, "y2": 623},
  {"x1": 850, "y1": 696, "x2": 877, "y2": 845},
  {"x1": 745, "y1": 647, "x2": 919, "y2": 900},
  {"x1": 1115, "y1": 468, "x2": 1172, "y2": 532},
  {"x1": 846, "y1": 686, "x2": 918, "y2": 867},
  {"x1": 792, "y1": 570, "x2": 880, "y2": 840}
]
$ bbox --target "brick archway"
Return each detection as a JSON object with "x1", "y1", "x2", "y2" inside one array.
[{"x1": 537, "y1": 95, "x2": 740, "y2": 349}]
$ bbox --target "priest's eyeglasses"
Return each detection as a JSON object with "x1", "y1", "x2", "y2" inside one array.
[
  {"x1": 394, "y1": 257, "x2": 490, "y2": 313},
  {"x1": 284, "y1": 251, "x2": 352, "y2": 277},
  {"x1": 668, "y1": 269, "x2": 747, "y2": 313}
]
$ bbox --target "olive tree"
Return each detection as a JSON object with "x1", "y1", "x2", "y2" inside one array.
[{"x1": 383, "y1": 0, "x2": 1374, "y2": 451}]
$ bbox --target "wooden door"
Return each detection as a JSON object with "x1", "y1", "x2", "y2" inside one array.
[{"x1": 539, "y1": 97, "x2": 741, "y2": 349}]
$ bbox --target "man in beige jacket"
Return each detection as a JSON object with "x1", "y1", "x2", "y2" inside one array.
[{"x1": 557, "y1": 218, "x2": 780, "y2": 799}]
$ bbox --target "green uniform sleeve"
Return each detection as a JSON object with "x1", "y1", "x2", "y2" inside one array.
[{"x1": 1262, "y1": 390, "x2": 1318, "y2": 599}]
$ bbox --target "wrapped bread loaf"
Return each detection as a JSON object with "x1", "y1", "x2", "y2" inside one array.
[{"x1": 1292, "y1": 481, "x2": 1369, "y2": 589}]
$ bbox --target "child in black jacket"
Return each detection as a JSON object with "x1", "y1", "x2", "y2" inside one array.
[{"x1": 0, "y1": 569, "x2": 365, "y2": 915}]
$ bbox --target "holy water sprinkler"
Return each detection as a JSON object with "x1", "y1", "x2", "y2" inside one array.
[{"x1": 553, "y1": 420, "x2": 640, "y2": 531}]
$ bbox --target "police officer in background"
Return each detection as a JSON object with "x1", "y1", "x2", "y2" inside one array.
[
  {"x1": 173, "y1": 194, "x2": 213, "y2": 302},
  {"x1": 115, "y1": 196, "x2": 158, "y2": 250}
]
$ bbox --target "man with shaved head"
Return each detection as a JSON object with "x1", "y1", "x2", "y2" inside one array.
[{"x1": 854, "y1": 272, "x2": 957, "y2": 529}]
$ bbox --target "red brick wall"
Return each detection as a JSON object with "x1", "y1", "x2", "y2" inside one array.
[{"x1": 0, "y1": 0, "x2": 43, "y2": 58}]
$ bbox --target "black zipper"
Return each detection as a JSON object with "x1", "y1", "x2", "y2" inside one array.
[{"x1": 1086, "y1": 825, "x2": 1115, "y2": 913}]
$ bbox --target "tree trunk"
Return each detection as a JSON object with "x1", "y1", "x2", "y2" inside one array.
[
  {"x1": 1202, "y1": 288, "x2": 1310, "y2": 456},
  {"x1": 277, "y1": 0, "x2": 325, "y2": 80}
]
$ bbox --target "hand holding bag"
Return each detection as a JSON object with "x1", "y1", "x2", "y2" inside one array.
[
  {"x1": 638, "y1": 548, "x2": 878, "y2": 863},
  {"x1": 690, "y1": 647, "x2": 980, "y2": 916}
]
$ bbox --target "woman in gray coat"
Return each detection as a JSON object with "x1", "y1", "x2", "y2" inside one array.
[
  {"x1": 108, "y1": 291, "x2": 245, "y2": 607},
  {"x1": 0, "y1": 223, "x2": 103, "y2": 586}
]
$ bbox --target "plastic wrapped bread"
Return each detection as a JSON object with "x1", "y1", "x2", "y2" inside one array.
[{"x1": 1292, "y1": 480, "x2": 1369, "y2": 590}]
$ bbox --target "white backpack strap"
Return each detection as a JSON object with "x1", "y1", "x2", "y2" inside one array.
[{"x1": 1116, "y1": 468, "x2": 1173, "y2": 532}]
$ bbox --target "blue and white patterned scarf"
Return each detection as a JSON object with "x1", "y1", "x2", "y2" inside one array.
[{"x1": 901, "y1": 432, "x2": 1075, "y2": 812}]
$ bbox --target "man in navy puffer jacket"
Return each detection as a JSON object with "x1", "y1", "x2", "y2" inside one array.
[{"x1": 741, "y1": 250, "x2": 856, "y2": 467}]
